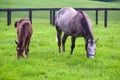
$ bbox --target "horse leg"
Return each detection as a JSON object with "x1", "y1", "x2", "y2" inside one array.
[
  {"x1": 25, "y1": 37, "x2": 31, "y2": 58},
  {"x1": 62, "y1": 33, "x2": 68, "y2": 52},
  {"x1": 17, "y1": 47, "x2": 24, "y2": 59},
  {"x1": 24, "y1": 40, "x2": 27, "y2": 58},
  {"x1": 17, "y1": 53, "x2": 21, "y2": 59},
  {"x1": 85, "y1": 39, "x2": 89, "y2": 57},
  {"x1": 56, "y1": 26, "x2": 62, "y2": 53},
  {"x1": 70, "y1": 37, "x2": 76, "y2": 54},
  {"x1": 25, "y1": 40, "x2": 30, "y2": 58}
]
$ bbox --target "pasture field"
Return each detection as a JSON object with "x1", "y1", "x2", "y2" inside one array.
[
  {"x1": 0, "y1": 19, "x2": 120, "y2": 80},
  {"x1": 0, "y1": 0, "x2": 120, "y2": 80}
]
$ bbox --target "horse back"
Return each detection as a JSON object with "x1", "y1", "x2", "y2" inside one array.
[
  {"x1": 15, "y1": 18, "x2": 33, "y2": 43},
  {"x1": 55, "y1": 7, "x2": 77, "y2": 27},
  {"x1": 17, "y1": 19, "x2": 32, "y2": 34}
]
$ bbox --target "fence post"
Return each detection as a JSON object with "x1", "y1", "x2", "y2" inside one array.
[
  {"x1": 96, "y1": 10, "x2": 98, "y2": 25},
  {"x1": 104, "y1": 10, "x2": 108, "y2": 27},
  {"x1": 7, "y1": 9, "x2": 11, "y2": 26},
  {"x1": 52, "y1": 10, "x2": 55, "y2": 26},
  {"x1": 29, "y1": 9, "x2": 32, "y2": 24},
  {"x1": 50, "y1": 10, "x2": 53, "y2": 25}
]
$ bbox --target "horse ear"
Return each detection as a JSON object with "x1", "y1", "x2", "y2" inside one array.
[
  {"x1": 95, "y1": 38, "x2": 98, "y2": 43},
  {"x1": 15, "y1": 40, "x2": 18, "y2": 44},
  {"x1": 14, "y1": 21, "x2": 18, "y2": 28}
]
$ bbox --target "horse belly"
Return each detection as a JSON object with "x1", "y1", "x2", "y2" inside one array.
[
  {"x1": 61, "y1": 25, "x2": 71, "y2": 35},
  {"x1": 74, "y1": 32, "x2": 84, "y2": 37},
  {"x1": 70, "y1": 27, "x2": 83, "y2": 37}
]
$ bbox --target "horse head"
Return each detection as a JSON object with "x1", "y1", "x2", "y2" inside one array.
[
  {"x1": 86, "y1": 38, "x2": 98, "y2": 59},
  {"x1": 15, "y1": 40, "x2": 24, "y2": 59}
]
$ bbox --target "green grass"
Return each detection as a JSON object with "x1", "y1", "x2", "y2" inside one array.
[
  {"x1": 0, "y1": 18, "x2": 120, "y2": 80},
  {"x1": 0, "y1": 0, "x2": 120, "y2": 80}
]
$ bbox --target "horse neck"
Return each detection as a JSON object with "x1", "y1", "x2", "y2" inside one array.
[
  {"x1": 82, "y1": 21, "x2": 94, "y2": 41},
  {"x1": 80, "y1": 11, "x2": 94, "y2": 41},
  {"x1": 84, "y1": 33, "x2": 94, "y2": 50},
  {"x1": 86, "y1": 30, "x2": 94, "y2": 40},
  {"x1": 18, "y1": 26, "x2": 27, "y2": 47}
]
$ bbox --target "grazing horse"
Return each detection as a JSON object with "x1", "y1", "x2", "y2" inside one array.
[
  {"x1": 14, "y1": 18, "x2": 33, "y2": 59},
  {"x1": 55, "y1": 7, "x2": 98, "y2": 58}
]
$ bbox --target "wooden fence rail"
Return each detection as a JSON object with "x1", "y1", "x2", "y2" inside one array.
[{"x1": 0, "y1": 8, "x2": 120, "y2": 27}]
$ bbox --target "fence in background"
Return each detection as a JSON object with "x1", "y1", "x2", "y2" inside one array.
[{"x1": 0, "y1": 8, "x2": 120, "y2": 27}]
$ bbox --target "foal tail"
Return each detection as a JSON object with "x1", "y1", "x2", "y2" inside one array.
[{"x1": 14, "y1": 21, "x2": 17, "y2": 28}]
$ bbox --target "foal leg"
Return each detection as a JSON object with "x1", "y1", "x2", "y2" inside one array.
[
  {"x1": 25, "y1": 37, "x2": 31, "y2": 58},
  {"x1": 17, "y1": 53, "x2": 21, "y2": 59},
  {"x1": 70, "y1": 37, "x2": 76, "y2": 54},
  {"x1": 24, "y1": 41, "x2": 28, "y2": 58},
  {"x1": 62, "y1": 33, "x2": 68, "y2": 52},
  {"x1": 25, "y1": 40, "x2": 30, "y2": 58},
  {"x1": 56, "y1": 26, "x2": 62, "y2": 53}
]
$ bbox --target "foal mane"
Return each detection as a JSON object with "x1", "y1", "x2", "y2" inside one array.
[
  {"x1": 79, "y1": 10, "x2": 93, "y2": 40},
  {"x1": 17, "y1": 19, "x2": 31, "y2": 46},
  {"x1": 19, "y1": 22, "x2": 30, "y2": 42}
]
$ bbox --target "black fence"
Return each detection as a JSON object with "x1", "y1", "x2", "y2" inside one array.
[{"x1": 0, "y1": 8, "x2": 120, "y2": 27}]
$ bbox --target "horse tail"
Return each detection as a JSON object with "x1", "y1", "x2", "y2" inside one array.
[
  {"x1": 15, "y1": 22, "x2": 30, "y2": 28},
  {"x1": 14, "y1": 21, "x2": 17, "y2": 28}
]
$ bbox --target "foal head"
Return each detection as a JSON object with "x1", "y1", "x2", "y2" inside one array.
[
  {"x1": 86, "y1": 39, "x2": 98, "y2": 59},
  {"x1": 15, "y1": 41, "x2": 24, "y2": 58}
]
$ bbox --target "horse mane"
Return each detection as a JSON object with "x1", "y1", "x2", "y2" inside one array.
[
  {"x1": 19, "y1": 22, "x2": 30, "y2": 43},
  {"x1": 79, "y1": 10, "x2": 93, "y2": 40},
  {"x1": 18, "y1": 20, "x2": 31, "y2": 47}
]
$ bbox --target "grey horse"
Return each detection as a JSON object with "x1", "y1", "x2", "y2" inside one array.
[{"x1": 55, "y1": 7, "x2": 98, "y2": 58}]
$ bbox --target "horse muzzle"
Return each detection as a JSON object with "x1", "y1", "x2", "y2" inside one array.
[
  {"x1": 89, "y1": 55, "x2": 94, "y2": 59},
  {"x1": 87, "y1": 53, "x2": 95, "y2": 59}
]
